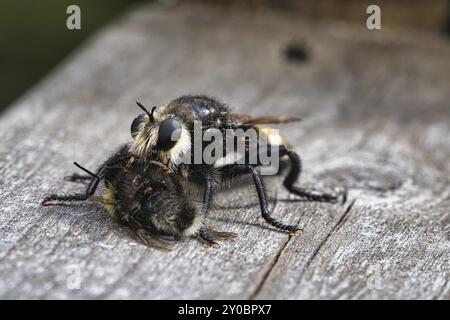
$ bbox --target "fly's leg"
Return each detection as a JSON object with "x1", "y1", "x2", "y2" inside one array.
[
  {"x1": 197, "y1": 227, "x2": 220, "y2": 248},
  {"x1": 220, "y1": 164, "x2": 302, "y2": 236},
  {"x1": 196, "y1": 177, "x2": 221, "y2": 248},
  {"x1": 196, "y1": 175, "x2": 238, "y2": 248},
  {"x1": 279, "y1": 145, "x2": 347, "y2": 204},
  {"x1": 42, "y1": 164, "x2": 106, "y2": 206},
  {"x1": 64, "y1": 173, "x2": 93, "y2": 182}
]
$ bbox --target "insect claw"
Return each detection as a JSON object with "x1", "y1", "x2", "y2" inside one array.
[
  {"x1": 289, "y1": 229, "x2": 303, "y2": 237},
  {"x1": 203, "y1": 241, "x2": 220, "y2": 249},
  {"x1": 196, "y1": 230, "x2": 222, "y2": 249},
  {"x1": 41, "y1": 196, "x2": 56, "y2": 206}
]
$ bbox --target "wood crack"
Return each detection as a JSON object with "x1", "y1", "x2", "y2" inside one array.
[
  {"x1": 305, "y1": 199, "x2": 356, "y2": 269},
  {"x1": 246, "y1": 197, "x2": 308, "y2": 299},
  {"x1": 247, "y1": 234, "x2": 291, "y2": 300}
]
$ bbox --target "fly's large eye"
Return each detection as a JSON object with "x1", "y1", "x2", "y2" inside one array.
[
  {"x1": 157, "y1": 118, "x2": 182, "y2": 150},
  {"x1": 131, "y1": 113, "x2": 147, "y2": 138}
]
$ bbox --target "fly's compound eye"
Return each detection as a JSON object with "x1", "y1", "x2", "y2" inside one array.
[
  {"x1": 157, "y1": 118, "x2": 182, "y2": 150},
  {"x1": 131, "y1": 113, "x2": 147, "y2": 139}
]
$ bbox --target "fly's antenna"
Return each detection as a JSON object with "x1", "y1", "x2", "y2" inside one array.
[
  {"x1": 73, "y1": 162, "x2": 100, "y2": 179},
  {"x1": 136, "y1": 101, "x2": 156, "y2": 122}
]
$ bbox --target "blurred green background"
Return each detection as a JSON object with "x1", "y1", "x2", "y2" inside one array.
[
  {"x1": 0, "y1": 0, "x2": 147, "y2": 113},
  {"x1": 1, "y1": 0, "x2": 448, "y2": 115}
]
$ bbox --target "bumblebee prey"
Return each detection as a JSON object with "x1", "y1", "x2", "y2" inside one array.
[{"x1": 42, "y1": 95, "x2": 346, "y2": 249}]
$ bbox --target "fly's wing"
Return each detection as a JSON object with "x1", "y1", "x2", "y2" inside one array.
[
  {"x1": 228, "y1": 113, "x2": 301, "y2": 127},
  {"x1": 220, "y1": 113, "x2": 300, "y2": 150}
]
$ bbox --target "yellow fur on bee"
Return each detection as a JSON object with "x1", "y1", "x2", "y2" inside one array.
[{"x1": 103, "y1": 185, "x2": 117, "y2": 216}]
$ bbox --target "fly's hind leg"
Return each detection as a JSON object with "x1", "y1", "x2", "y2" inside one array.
[
  {"x1": 42, "y1": 163, "x2": 105, "y2": 206},
  {"x1": 279, "y1": 145, "x2": 347, "y2": 204}
]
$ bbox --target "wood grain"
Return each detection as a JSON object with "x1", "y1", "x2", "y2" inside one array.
[{"x1": 0, "y1": 3, "x2": 448, "y2": 299}]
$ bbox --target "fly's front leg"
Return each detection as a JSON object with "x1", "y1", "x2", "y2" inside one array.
[
  {"x1": 196, "y1": 175, "x2": 219, "y2": 248},
  {"x1": 195, "y1": 173, "x2": 238, "y2": 248},
  {"x1": 196, "y1": 226, "x2": 237, "y2": 248},
  {"x1": 201, "y1": 175, "x2": 213, "y2": 218},
  {"x1": 197, "y1": 227, "x2": 220, "y2": 249}
]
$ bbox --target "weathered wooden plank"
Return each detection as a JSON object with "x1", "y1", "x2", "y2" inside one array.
[{"x1": 0, "y1": 4, "x2": 449, "y2": 299}]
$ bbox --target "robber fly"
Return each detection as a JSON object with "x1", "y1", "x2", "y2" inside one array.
[{"x1": 42, "y1": 95, "x2": 346, "y2": 249}]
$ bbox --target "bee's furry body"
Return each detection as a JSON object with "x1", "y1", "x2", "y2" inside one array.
[{"x1": 43, "y1": 95, "x2": 345, "y2": 249}]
